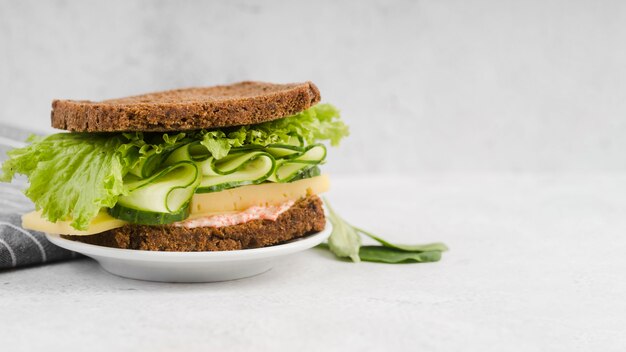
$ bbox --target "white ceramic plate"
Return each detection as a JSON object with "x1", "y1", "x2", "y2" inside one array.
[{"x1": 46, "y1": 221, "x2": 331, "y2": 283}]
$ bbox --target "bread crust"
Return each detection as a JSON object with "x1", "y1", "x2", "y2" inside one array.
[
  {"x1": 51, "y1": 81, "x2": 321, "y2": 132},
  {"x1": 62, "y1": 195, "x2": 326, "y2": 251}
]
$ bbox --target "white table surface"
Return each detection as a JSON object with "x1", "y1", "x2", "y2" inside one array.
[{"x1": 1, "y1": 174, "x2": 624, "y2": 352}]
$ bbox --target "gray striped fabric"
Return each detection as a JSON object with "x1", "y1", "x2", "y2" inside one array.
[{"x1": 0, "y1": 124, "x2": 77, "y2": 269}]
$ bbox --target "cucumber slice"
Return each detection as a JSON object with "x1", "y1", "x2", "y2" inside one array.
[
  {"x1": 188, "y1": 142, "x2": 211, "y2": 161},
  {"x1": 128, "y1": 149, "x2": 162, "y2": 178},
  {"x1": 268, "y1": 143, "x2": 326, "y2": 162},
  {"x1": 117, "y1": 161, "x2": 200, "y2": 213},
  {"x1": 163, "y1": 142, "x2": 210, "y2": 166},
  {"x1": 269, "y1": 162, "x2": 310, "y2": 182},
  {"x1": 108, "y1": 202, "x2": 190, "y2": 225},
  {"x1": 284, "y1": 135, "x2": 305, "y2": 147},
  {"x1": 290, "y1": 144, "x2": 326, "y2": 163},
  {"x1": 122, "y1": 137, "x2": 325, "y2": 206},
  {"x1": 268, "y1": 145, "x2": 327, "y2": 182},
  {"x1": 196, "y1": 157, "x2": 219, "y2": 176},
  {"x1": 265, "y1": 145, "x2": 302, "y2": 158},
  {"x1": 288, "y1": 166, "x2": 321, "y2": 182},
  {"x1": 265, "y1": 135, "x2": 306, "y2": 158},
  {"x1": 196, "y1": 151, "x2": 275, "y2": 177},
  {"x1": 196, "y1": 153, "x2": 275, "y2": 193},
  {"x1": 227, "y1": 135, "x2": 304, "y2": 159},
  {"x1": 213, "y1": 151, "x2": 272, "y2": 174}
]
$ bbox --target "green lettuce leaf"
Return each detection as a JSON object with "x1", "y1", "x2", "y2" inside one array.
[
  {"x1": 1, "y1": 133, "x2": 129, "y2": 230},
  {"x1": 218, "y1": 103, "x2": 349, "y2": 155},
  {"x1": 265, "y1": 103, "x2": 349, "y2": 146},
  {"x1": 200, "y1": 131, "x2": 239, "y2": 160},
  {"x1": 150, "y1": 103, "x2": 349, "y2": 160}
]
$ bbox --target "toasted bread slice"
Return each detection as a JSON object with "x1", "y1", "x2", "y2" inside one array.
[
  {"x1": 61, "y1": 196, "x2": 326, "y2": 251},
  {"x1": 51, "y1": 81, "x2": 321, "y2": 132}
]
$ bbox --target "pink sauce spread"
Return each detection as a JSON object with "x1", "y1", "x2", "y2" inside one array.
[{"x1": 174, "y1": 200, "x2": 296, "y2": 228}]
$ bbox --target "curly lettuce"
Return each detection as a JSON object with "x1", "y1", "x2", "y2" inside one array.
[
  {"x1": 1, "y1": 134, "x2": 128, "y2": 230},
  {"x1": 1, "y1": 104, "x2": 348, "y2": 230},
  {"x1": 198, "y1": 103, "x2": 349, "y2": 159}
]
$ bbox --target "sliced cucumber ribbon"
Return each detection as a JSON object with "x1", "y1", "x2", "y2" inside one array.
[
  {"x1": 195, "y1": 142, "x2": 326, "y2": 192},
  {"x1": 108, "y1": 202, "x2": 190, "y2": 225},
  {"x1": 195, "y1": 151, "x2": 276, "y2": 193},
  {"x1": 112, "y1": 138, "x2": 327, "y2": 223},
  {"x1": 117, "y1": 160, "x2": 200, "y2": 213},
  {"x1": 163, "y1": 141, "x2": 211, "y2": 166},
  {"x1": 268, "y1": 144, "x2": 327, "y2": 182}
]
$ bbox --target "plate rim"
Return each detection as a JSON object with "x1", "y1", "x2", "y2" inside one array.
[{"x1": 45, "y1": 220, "x2": 332, "y2": 263}]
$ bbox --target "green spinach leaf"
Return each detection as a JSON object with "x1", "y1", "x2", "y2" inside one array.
[
  {"x1": 355, "y1": 227, "x2": 448, "y2": 252},
  {"x1": 359, "y1": 247, "x2": 442, "y2": 264},
  {"x1": 323, "y1": 198, "x2": 448, "y2": 264},
  {"x1": 326, "y1": 200, "x2": 361, "y2": 262}
]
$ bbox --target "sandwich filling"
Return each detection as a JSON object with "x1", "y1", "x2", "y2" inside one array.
[
  {"x1": 61, "y1": 195, "x2": 326, "y2": 251},
  {"x1": 1, "y1": 103, "x2": 347, "y2": 237},
  {"x1": 173, "y1": 200, "x2": 295, "y2": 228},
  {"x1": 22, "y1": 174, "x2": 330, "y2": 234}
]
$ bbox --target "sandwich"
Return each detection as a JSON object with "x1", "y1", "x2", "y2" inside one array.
[{"x1": 0, "y1": 81, "x2": 349, "y2": 251}]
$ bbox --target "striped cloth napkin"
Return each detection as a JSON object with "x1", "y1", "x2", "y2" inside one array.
[{"x1": 0, "y1": 124, "x2": 77, "y2": 269}]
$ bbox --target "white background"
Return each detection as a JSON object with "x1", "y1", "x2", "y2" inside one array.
[
  {"x1": 2, "y1": 0, "x2": 626, "y2": 174},
  {"x1": 2, "y1": 2, "x2": 626, "y2": 351}
]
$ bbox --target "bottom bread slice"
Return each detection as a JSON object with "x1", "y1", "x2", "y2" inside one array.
[{"x1": 62, "y1": 195, "x2": 326, "y2": 251}]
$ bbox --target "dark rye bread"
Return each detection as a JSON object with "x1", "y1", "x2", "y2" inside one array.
[
  {"x1": 51, "y1": 81, "x2": 321, "y2": 132},
  {"x1": 62, "y1": 196, "x2": 326, "y2": 251}
]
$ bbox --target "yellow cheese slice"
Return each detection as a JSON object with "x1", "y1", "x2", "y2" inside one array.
[
  {"x1": 22, "y1": 210, "x2": 128, "y2": 236},
  {"x1": 189, "y1": 174, "x2": 330, "y2": 216},
  {"x1": 21, "y1": 175, "x2": 330, "y2": 235}
]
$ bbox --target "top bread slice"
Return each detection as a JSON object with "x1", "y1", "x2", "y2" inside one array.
[{"x1": 51, "y1": 81, "x2": 321, "y2": 132}]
